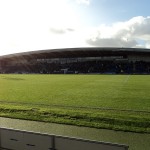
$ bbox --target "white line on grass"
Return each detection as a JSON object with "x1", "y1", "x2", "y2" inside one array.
[{"x1": 123, "y1": 75, "x2": 130, "y2": 84}]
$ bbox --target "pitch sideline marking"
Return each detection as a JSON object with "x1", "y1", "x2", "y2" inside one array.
[{"x1": 123, "y1": 75, "x2": 130, "y2": 84}]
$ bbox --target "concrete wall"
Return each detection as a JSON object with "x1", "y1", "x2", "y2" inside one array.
[{"x1": 0, "y1": 127, "x2": 129, "y2": 150}]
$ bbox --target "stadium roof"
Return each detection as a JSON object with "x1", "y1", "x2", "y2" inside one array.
[{"x1": 0, "y1": 47, "x2": 150, "y2": 60}]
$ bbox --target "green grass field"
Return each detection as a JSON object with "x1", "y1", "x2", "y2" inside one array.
[{"x1": 0, "y1": 74, "x2": 150, "y2": 133}]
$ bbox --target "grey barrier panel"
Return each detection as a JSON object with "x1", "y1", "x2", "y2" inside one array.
[
  {"x1": 0, "y1": 129, "x2": 24, "y2": 150},
  {"x1": 23, "y1": 132, "x2": 53, "y2": 150},
  {"x1": 55, "y1": 136, "x2": 128, "y2": 150},
  {"x1": 0, "y1": 127, "x2": 129, "y2": 150},
  {"x1": 0, "y1": 128, "x2": 53, "y2": 150}
]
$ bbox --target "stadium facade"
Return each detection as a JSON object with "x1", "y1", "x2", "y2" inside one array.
[{"x1": 0, "y1": 47, "x2": 150, "y2": 74}]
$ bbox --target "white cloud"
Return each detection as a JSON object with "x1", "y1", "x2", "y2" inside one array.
[
  {"x1": 76, "y1": 0, "x2": 91, "y2": 5},
  {"x1": 86, "y1": 16, "x2": 150, "y2": 48},
  {"x1": 50, "y1": 27, "x2": 75, "y2": 34},
  {"x1": 145, "y1": 42, "x2": 150, "y2": 48}
]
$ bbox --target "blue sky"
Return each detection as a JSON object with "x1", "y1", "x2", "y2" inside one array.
[
  {"x1": 72, "y1": 0, "x2": 150, "y2": 25},
  {"x1": 0, "y1": 0, "x2": 150, "y2": 56}
]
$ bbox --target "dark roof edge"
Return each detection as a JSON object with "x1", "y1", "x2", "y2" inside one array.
[{"x1": 0, "y1": 47, "x2": 150, "y2": 59}]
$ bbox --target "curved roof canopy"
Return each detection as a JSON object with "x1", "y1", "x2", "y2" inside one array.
[{"x1": 0, "y1": 47, "x2": 150, "y2": 60}]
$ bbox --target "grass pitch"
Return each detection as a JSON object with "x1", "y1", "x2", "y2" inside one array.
[{"x1": 0, "y1": 74, "x2": 150, "y2": 133}]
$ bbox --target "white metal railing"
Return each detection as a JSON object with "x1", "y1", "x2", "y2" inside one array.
[{"x1": 0, "y1": 127, "x2": 129, "y2": 150}]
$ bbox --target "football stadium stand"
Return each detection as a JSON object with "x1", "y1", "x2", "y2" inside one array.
[{"x1": 0, "y1": 47, "x2": 150, "y2": 74}]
